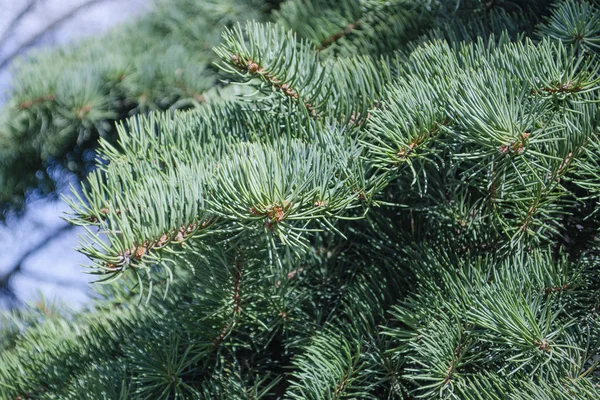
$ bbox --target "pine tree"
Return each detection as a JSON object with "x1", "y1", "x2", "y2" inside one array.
[{"x1": 1, "y1": 0, "x2": 600, "y2": 399}]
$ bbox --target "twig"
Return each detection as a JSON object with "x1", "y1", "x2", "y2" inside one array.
[{"x1": 317, "y1": 20, "x2": 361, "y2": 52}]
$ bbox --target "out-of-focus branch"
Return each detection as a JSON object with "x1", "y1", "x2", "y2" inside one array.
[
  {"x1": 0, "y1": 223, "x2": 75, "y2": 291},
  {"x1": 0, "y1": 0, "x2": 110, "y2": 70},
  {"x1": 0, "y1": 0, "x2": 40, "y2": 50},
  {"x1": 19, "y1": 269, "x2": 89, "y2": 290}
]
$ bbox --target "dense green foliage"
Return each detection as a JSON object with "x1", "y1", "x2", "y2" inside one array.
[{"x1": 1, "y1": 0, "x2": 600, "y2": 399}]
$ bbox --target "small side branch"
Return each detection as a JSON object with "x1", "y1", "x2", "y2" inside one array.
[
  {"x1": 317, "y1": 21, "x2": 361, "y2": 52},
  {"x1": 232, "y1": 254, "x2": 243, "y2": 314},
  {"x1": 230, "y1": 55, "x2": 320, "y2": 118},
  {"x1": 213, "y1": 252, "x2": 244, "y2": 347}
]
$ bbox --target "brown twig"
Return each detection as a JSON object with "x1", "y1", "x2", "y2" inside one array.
[
  {"x1": 317, "y1": 21, "x2": 361, "y2": 52},
  {"x1": 231, "y1": 55, "x2": 320, "y2": 118}
]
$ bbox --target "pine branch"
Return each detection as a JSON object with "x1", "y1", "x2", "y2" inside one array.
[{"x1": 1, "y1": 1, "x2": 600, "y2": 398}]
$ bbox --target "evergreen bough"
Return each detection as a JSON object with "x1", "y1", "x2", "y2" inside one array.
[{"x1": 1, "y1": 0, "x2": 600, "y2": 399}]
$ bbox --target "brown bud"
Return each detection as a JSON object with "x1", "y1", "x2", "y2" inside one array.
[
  {"x1": 274, "y1": 205, "x2": 285, "y2": 222},
  {"x1": 157, "y1": 233, "x2": 169, "y2": 246},
  {"x1": 249, "y1": 207, "x2": 261, "y2": 216},
  {"x1": 134, "y1": 247, "x2": 147, "y2": 259},
  {"x1": 248, "y1": 62, "x2": 260, "y2": 73}
]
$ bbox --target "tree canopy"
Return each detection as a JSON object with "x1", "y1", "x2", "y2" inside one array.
[{"x1": 1, "y1": 0, "x2": 599, "y2": 399}]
